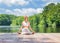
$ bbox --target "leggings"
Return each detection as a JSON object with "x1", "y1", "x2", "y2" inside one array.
[{"x1": 21, "y1": 28, "x2": 32, "y2": 35}]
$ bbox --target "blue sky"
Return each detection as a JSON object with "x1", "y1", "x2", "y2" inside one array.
[{"x1": 0, "y1": 0, "x2": 60, "y2": 16}]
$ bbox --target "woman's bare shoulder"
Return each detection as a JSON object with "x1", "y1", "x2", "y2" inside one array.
[
  {"x1": 28, "y1": 21, "x2": 30, "y2": 24},
  {"x1": 22, "y1": 21, "x2": 25, "y2": 23},
  {"x1": 22, "y1": 21, "x2": 25, "y2": 24}
]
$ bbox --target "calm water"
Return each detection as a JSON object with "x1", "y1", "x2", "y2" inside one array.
[{"x1": 0, "y1": 26, "x2": 60, "y2": 33}]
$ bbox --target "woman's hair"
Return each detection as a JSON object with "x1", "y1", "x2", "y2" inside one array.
[{"x1": 24, "y1": 16, "x2": 28, "y2": 20}]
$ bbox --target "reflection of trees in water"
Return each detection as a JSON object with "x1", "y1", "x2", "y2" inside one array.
[
  {"x1": 56, "y1": 27, "x2": 60, "y2": 33},
  {"x1": 0, "y1": 26, "x2": 19, "y2": 33},
  {"x1": 0, "y1": 26, "x2": 11, "y2": 32},
  {"x1": 0, "y1": 26, "x2": 60, "y2": 33},
  {"x1": 46, "y1": 27, "x2": 56, "y2": 33},
  {"x1": 39, "y1": 27, "x2": 57, "y2": 33}
]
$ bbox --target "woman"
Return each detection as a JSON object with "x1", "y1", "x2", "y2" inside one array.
[{"x1": 18, "y1": 16, "x2": 35, "y2": 35}]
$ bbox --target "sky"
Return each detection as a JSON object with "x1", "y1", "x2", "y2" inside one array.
[{"x1": 0, "y1": 0, "x2": 60, "y2": 16}]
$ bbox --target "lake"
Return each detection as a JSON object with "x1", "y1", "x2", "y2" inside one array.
[{"x1": 0, "y1": 26, "x2": 60, "y2": 33}]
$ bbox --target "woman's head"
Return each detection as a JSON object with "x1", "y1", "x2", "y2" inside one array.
[{"x1": 24, "y1": 16, "x2": 28, "y2": 22}]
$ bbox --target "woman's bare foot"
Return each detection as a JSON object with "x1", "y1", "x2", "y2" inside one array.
[
  {"x1": 32, "y1": 32, "x2": 35, "y2": 34},
  {"x1": 18, "y1": 32, "x2": 21, "y2": 34}
]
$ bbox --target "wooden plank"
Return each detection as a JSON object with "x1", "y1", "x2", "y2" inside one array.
[
  {"x1": 35, "y1": 33, "x2": 56, "y2": 43},
  {"x1": 0, "y1": 33, "x2": 60, "y2": 43},
  {"x1": 43, "y1": 33, "x2": 60, "y2": 43}
]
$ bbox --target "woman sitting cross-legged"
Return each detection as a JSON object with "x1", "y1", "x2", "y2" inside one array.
[{"x1": 18, "y1": 16, "x2": 35, "y2": 35}]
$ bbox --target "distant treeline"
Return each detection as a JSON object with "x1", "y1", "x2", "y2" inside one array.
[{"x1": 0, "y1": 3, "x2": 60, "y2": 32}]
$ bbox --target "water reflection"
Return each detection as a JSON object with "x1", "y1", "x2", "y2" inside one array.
[
  {"x1": 0, "y1": 26, "x2": 20, "y2": 33},
  {"x1": 38, "y1": 26, "x2": 60, "y2": 33},
  {"x1": 0, "y1": 26, "x2": 60, "y2": 33}
]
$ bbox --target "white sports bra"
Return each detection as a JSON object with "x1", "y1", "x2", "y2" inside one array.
[{"x1": 22, "y1": 21, "x2": 29, "y2": 26}]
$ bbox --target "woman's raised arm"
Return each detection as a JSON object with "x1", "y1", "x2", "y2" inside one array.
[
  {"x1": 29, "y1": 22, "x2": 35, "y2": 33},
  {"x1": 18, "y1": 22, "x2": 23, "y2": 34}
]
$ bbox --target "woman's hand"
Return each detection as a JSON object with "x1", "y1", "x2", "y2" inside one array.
[
  {"x1": 18, "y1": 26, "x2": 22, "y2": 34},
  {"x1": 32, "y1": 31, "x2": 35, "y2": 34},
  {"x1": 32, "y1": 32, "x2": 35, "y2": 34},
  {"x1": 18, "y1": 32, "x2": 21, "y2": 34},
  {"x1": 32, "y1": 32, "x2": 34, "y2": 34}
]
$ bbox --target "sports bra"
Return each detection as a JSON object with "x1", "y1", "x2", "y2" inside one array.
[{"x1": 22, "y1": 21, "x2": 30, "y2": 26}]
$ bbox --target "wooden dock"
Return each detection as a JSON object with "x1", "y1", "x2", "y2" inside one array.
[{"x1": 0, "y1": 33, "x2": 60, "y2": 43}]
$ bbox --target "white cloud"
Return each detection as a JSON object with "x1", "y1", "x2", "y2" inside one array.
[
  {"x1": 0, "y1": 0, "x2": 1, "y2": 1},
  {"x1": 41, "y1": 0, "x2": 60, "y2": 7},
  {"x1": 13, "y1": 8, "x2": 43, "y2": 16},
  {"x1": 5, "y1": 9, "x2": 14, "y2": 14},
  {"x1": 45, "y1": 2, "x2": 57, "y2": 6},
  {"x1": 42, "y1": 0, "x2": 46, "y2": 1},
  {"x1": 45, "y1": 1, "x2": 60, "y2": 6},
  {"x1": 36, "y1": 8, "x2": 43, "y2": 13},
  {"x1": 42, "y1": 0, "x2": 59, "y2": 2},
  {"x1": 0, "y1": 0, "x2": 29, "y2": 6},
  {"x1": 0, "y1": 8, "x2": 43, "y2": 16}
]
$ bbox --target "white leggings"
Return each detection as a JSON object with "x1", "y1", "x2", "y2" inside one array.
[{"x1": 21, "y1": 28, "x2": 32, "y2": 35}]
